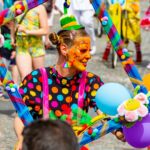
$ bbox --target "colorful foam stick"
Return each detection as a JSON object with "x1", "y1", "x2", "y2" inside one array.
[
  {"x1": 0, "y1": 63, "x2": 34, "y2": 126},
  {"x1": 80, "y1": 90, "x2": 150, "y2": 147},
  {"x1": 0, "y1": 0, "x2": 48, "y2": 26},
  {"x1": 90, "y1": 0, "x2": 148, "y2": 95},
  {"x1": 79, "y1": 119, "x2": 122, "y2": 147}
]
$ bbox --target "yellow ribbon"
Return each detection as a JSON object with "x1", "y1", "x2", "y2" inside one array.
[{"x1": 62, "y1": 21, "x2": 78, "y2": 29}]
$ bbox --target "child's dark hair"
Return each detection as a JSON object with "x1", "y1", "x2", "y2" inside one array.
[
  {"x1": 49, "y1": 28, "x2": 89, "y2": 54},
  {"x1": 22, "y1": 119, "x2": 79, "y2": 150}
]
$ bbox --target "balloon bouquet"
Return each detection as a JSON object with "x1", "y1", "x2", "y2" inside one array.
[{"x1": 0, "y1": 0, "x2": 150, "y2": 149}]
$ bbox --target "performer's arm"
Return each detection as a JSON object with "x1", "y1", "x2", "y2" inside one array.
[{"x1": 14, "y1": 115, "x2": 24, "y2": 150}]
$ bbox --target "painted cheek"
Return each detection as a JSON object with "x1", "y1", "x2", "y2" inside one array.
[
  {"x1": 68, "y1": 49, "x2": 76, "y2": 59},
  {"x1": 75, "y1": 49, "x2": 81, "y2": 57},
  {"x1": 81, "y1": 51, "x2": 91, "y2": 61},
  {"x1": 73, "y1": 60, "x2": 86, "y2": 71}
]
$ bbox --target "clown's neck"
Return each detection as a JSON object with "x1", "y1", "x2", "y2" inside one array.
[{"x1": 56, "y1": 59, "x2": 77, "y2": 78}]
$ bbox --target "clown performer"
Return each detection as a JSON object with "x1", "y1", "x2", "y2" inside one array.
[
  {"x1": 55, "y1": 0, "x2": 97, "y2": 55},
  {"x1": 121, "y1": 0, "x2": 142, "y2": 63},
  {"x1": 102, "y1": 0, "x2": 123, "y2": 61},
  {"x1": 14, "y1": 13, "x2": 125, "y2": 149}
]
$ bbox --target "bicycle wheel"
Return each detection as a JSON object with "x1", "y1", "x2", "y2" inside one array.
[{"x1": 112, "y1": 50, "x2": 118, "y2": 68}]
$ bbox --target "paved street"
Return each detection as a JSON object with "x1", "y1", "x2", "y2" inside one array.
[{"x1": 0, "y1": 1, "x2": 150, "y2": 149}]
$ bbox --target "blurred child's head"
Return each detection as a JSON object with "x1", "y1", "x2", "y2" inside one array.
[{"x1": 22, "y1": 119, "x2": 79, "y2": 150}]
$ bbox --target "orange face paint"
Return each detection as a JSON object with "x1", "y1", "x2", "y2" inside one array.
[{"x1": 67, "y1": 37, "x2": 91, "y2": 71}]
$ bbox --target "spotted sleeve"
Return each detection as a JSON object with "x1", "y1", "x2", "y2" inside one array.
[
  {"x1": 85, "y1": 72, "x2": 104, "y2": 111},
  {"x1": 19, "y1": 69, "x2": 43, "y2": 120}
]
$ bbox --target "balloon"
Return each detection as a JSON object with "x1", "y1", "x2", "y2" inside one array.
[
  {"x1": 123, "y1": 113, "x2": 150, "y2": 148},
  {"x1": 95, "y1": 83, "x2": 131, "y2": 115},
  {"x1": 143, "y1": 73, "x2": 150, "y2": 91}
]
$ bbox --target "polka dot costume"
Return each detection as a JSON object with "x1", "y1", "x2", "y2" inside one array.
[{"x1": 19, "y1": 66, "x2": 104, "y2": 120}]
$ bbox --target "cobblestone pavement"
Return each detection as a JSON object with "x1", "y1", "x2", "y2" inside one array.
[{"x1": 0, "y1": 1, "x2": 150, "y2": 149}]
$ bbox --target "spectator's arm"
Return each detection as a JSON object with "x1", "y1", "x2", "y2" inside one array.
[{"x1": 9, "y1": 21, "x2": 16, "y2": 47}]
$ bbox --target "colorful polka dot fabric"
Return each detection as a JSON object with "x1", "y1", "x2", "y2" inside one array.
[{"x1": 19, "y1": 66, "x2": 104, "y2": 120}]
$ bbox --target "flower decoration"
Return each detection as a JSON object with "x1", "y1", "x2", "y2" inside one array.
[
  {"x1": 101, "y1": 16, "x2": 108, "y2": 26},
  {"x1": 15, "y1": 2, "x2": 25, "y2": 15},
  {"x1": 140, "y1": 6, "x2": 150, "y2": 30},
  {"x1": 134, "y1": 93, "x2": 149, "y2": 105},
  {"x1": 117, "y1": 93, "x2": 149, "y2": 123}
]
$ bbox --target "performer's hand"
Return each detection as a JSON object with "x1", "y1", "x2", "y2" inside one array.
[
  {"x1": 14, "y1": 137, "x2": 23, "y2": 150},
  {"x1": 113, "y1": 128, "x2": 126, "y2": 142}
]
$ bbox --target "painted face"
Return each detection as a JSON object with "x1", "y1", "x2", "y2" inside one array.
[{"x1": 67, "y1": 37, "x2": 91, "y2": 71}]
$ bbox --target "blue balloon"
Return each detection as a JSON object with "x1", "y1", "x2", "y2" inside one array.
[{"x1": 95, "y1": 83, "x2": 132, "y2": 116}]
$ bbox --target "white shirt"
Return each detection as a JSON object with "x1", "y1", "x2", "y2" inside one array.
[
  {"x1": 71, "y1": 0, "x2": 93, "y2": 10},
  {"x1": 55, "y1": 0, "x2": 94, "y2": 12}
]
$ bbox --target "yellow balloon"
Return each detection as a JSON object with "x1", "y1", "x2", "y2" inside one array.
[{"x1": 143, "y1": 73, "x2": 150, "y2": 91}]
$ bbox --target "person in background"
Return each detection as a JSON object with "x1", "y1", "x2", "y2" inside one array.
[
  {"x1": 0, "y1": 22, "x2": 19, "y2": 84},
  {"x1": 12, "y1": 0, "x2": 49, "y2": 81},
  {"x1": 140, "y1": 5, "x2": 150, "y2": 69},
  {"x1": 121, "y1": 0, "x2": 142, "y2": 63},
  {"x1": 102, "y1": 0, "x2": 122, "y2": 61},
  {"x1": 43, "y1": 1, "x2": 55, "y2": 50},
  {"x1": 0, "y1": 0, "x2": 18, "y2": 100}
]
